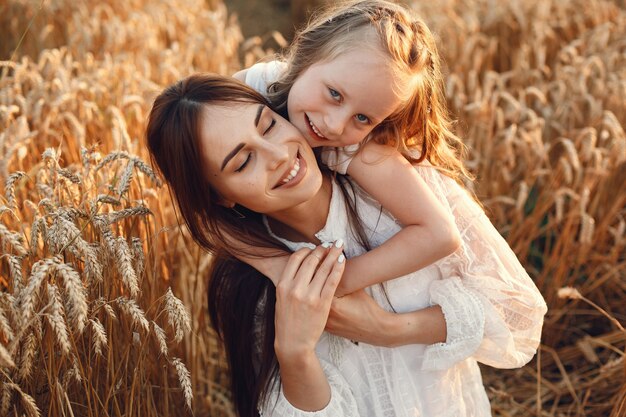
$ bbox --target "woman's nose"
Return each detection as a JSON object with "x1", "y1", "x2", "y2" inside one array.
[{"x1": 263, "y1": 141, "x2": 290, "y2": 170}]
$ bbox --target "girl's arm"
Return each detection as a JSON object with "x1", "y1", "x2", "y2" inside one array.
[
  {"x1": 337, "y1": 141, "x2": 461, "y2": 295},
  {"x1": 232, "y1": 68, "x2": 248, "y2": 82},
  {"x1": 411, "y1": 163, "x2": 547, "y2": 369},
  {"x1": 327, "y1": 289, "x2": 447, "y2": 347},
  {"x1": 327, "y1": 280, "x2": 487, "y2": 372}
]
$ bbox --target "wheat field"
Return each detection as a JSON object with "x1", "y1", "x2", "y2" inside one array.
[{"x1": 0, "y1": 0, "x2": 624, "y2": 416}]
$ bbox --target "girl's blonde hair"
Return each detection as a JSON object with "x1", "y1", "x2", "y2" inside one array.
[{"x1": 268, "y1": 0, "x2": 473, "y2": 184}]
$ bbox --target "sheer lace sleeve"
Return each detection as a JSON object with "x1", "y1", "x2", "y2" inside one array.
[
  {"x1": 416, "y1": 163, "x2": 548, "y2": 369},
  {"x1": 422, "y1": 277, "x2": 485, "y2": 370},
  {"x1": 259, "y1": 359, "x2": 360, "y2": 417}
]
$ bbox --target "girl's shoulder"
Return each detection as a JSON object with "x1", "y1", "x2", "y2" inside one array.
[
  {"x1": 320, "y1": 144, "x2": 360, "y2": 175},
  {"x1": 238, "y1": 60, "x2": 287, "y2": 95}
]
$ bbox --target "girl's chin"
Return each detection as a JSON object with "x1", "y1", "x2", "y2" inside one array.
[{"x1": 306, "y1": 140, "x2": 323, "y2": 149}]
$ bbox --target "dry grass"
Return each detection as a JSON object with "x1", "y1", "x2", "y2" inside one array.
[{"x1": 0, "y1": 0, "x2": 624, "y2": 416}]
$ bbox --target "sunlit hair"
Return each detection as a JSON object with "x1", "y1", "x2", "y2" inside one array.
[{"x1": 268, "y1": 0, "x2": 473, "y2": 184}]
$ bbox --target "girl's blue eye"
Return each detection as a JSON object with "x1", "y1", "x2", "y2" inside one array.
[
  {"x1": 328, "y1": 88, "x2": 341, "y2": 100},
  {"x1": 355, "y1": 114, "x2": 370, "y2": 124}
]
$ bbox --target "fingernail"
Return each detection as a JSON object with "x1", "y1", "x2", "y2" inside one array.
[
  {"x1": 321, "y1": 242, "x2": 331, "y2": 248},
  {"x1": 335, "y1": 238, "x2": 344, "y2": 248},
  {"x1": 338, "y1": 254, "x2": 345, "y2": 264}
]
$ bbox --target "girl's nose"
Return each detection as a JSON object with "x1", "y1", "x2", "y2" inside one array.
[{"x1": 324, "y1": 109, "x2": 350, "y2": 137}]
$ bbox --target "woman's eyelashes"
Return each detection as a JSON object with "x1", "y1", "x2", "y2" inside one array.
[
  {"x1": 233, "y1": 118, "x2": 276, "y2": 173},
  {"x1": 263, "y1": 118, "x2": 276, "y2": 135},
  {"x1": 235, "y1": 153, "x2": 251, "y2": 172}
]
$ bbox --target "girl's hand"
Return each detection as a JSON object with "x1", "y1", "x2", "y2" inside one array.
[
  {"x1": 274, "y1": 244, "x2": 346, "y2": 362},
  {"x1": 327, "y1": 290, "x2": 447, "y2": 347},
  {"x1": 326, "y1": 290, "x2": 396, "y2": 346}
]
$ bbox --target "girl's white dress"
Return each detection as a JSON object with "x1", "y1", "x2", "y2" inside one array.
[{"x1": 245, "y1": 62, "x2": 548, "y2": 417}]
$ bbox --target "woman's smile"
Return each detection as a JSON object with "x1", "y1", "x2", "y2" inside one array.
[
  {"x1": 198, "y1": 102, "x2": 323, "y2": 214},
  {"x1": 274, "y1": 151, "x2": 307, "y2": 189}
]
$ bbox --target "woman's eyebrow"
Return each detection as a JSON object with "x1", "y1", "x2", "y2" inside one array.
[
  {"x1": 221, "y1": 143, "x2": 245, "y2": 171},
  {"x1": 254, "y1": 104, "x2": 265, "y2": 127},
  {"x1": 220, "y1": 105, "x2": 264, "y2": 171}
]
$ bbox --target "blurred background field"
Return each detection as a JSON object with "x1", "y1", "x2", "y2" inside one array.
[{"x1": 0, "y1": 0, "x2": 624, "y2": 416}]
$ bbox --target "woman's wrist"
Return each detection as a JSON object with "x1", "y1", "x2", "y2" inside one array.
[
  {"x1": 275, "y1": 344, "x2": 318, "y2": 368},
  {"x1": 277, "y1": 349, "x2": 332, "y2": 412}
]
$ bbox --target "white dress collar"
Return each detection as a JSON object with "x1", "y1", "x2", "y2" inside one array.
[{"x1": 262, "y1": 180, "x2": 349, "y2": 250}]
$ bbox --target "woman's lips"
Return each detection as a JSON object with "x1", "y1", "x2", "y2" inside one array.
[{"x1": 274, "y1": 152, "x2": 306, "y2": 189}]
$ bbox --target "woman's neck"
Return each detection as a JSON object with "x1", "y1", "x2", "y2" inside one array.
[{"x1": 266, "y1": 176, "x2": 332, "y2": 244}]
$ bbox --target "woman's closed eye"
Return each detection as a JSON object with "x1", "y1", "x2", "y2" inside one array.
[
  {"x1": 264, "y1": 118, "x2": 276, "y2": 135},
  {"x1": 235, "y1": 153, "x2": 251, "y2": 172}
]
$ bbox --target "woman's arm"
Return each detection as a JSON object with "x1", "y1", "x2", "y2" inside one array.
[
  {"x1": 217, "y1": 228, "x2": 290, "y2": 285},
  {"x1": 337, "y1": 141, "x2": 461, "y2": 295},
  {"x1": 327, "y1": 279, "x2": 487, "y2": 371},
  {"x1": 260, "y1": 246, "x2": 360, "y2": 416},
  {"x1": 273, "y1": 245, "x2": 345, "y2": 411}
]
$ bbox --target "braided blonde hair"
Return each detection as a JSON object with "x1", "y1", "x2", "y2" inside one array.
[{"x1": 268, "y1": 0, "x2": 473, "y2": 184}]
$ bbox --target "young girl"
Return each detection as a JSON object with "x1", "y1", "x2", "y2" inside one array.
[
  {"x1": 232, "y1": 0, "x2": 467, "y2": 296},
  {"x1": 232, "y1": 0, "x2": 547, "y2": 369}
]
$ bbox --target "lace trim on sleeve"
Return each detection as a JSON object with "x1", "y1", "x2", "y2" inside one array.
[
  {"x1": 259, "y1": 359, "x2": 360, "y2": 417},
  {"x1": 414, "y1": 163, "x2": 547, "y2": 368},
  {"x1": 422, "y1": 277, "x2": 485, "y2": 371}
]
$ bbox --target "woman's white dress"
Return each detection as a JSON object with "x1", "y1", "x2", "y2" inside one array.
[{"x1": 245, "y1": 62, "x2": 548, "y2": 417}]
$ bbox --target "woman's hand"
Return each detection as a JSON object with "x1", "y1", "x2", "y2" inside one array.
[
  {"x1": 274, "y1": 244, "x2": 345, "y2": 361},
  {"x1": 327, "y1": 290, "x2": 447, "y2": 347},
  {"x1": 274, "y1": 244, "x2": 346, "y2": 411}
]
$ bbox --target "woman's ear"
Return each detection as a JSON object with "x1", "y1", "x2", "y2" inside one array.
[
  {"x1": 216, "y1": 196, "x2": 235, "y2": 208},
  {"x1": 209, "y1": 186, "x2": 235, "y2": 208}
]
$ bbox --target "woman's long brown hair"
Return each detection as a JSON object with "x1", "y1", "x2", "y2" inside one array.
[{"x1": 146, "y1": 73, "x2": 378, "y2": 416}]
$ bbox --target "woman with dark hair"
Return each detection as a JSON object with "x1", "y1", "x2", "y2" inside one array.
[{"x1": 146, "y1": 73, "x2": 546, "y2": 417}]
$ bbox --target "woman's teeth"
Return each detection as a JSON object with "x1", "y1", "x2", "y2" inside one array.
[
  {"x1": 282, "y1": 157, "x2": 301, "y2": 184},
  {"x1": 309, "y1": 118, "x2": 326, "y2": 138}
]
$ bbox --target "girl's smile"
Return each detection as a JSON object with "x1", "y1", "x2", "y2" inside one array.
[
  {"x1": 287, "y1": 33, "x2": 404, "y2": 149},
  {"x1": 306, "y1": 114, "x2": 327, "y2": 141}
]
